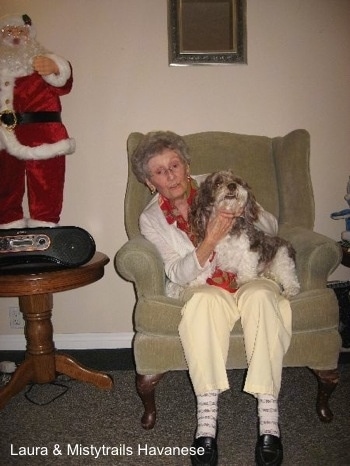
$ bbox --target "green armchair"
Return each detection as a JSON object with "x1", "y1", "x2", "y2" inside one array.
[{"x1": 115, "y1": 129, "x2": 342, "y2": 430}]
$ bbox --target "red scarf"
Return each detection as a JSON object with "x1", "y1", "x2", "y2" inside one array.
[{"x1": 159, "y1": 178, "x2": 238, "y2": 293}]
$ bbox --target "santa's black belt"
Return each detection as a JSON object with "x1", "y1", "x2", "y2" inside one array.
[{"x1": 0, "y1": 110, "x2": 62, "y2": 130}]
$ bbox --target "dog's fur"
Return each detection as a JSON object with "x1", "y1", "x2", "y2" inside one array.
[{"x1": 189, "y1": 170, "x2": 300, "y2": 298}]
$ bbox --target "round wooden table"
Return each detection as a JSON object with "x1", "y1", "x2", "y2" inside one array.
[{"x1": 0, "y1": 251, "x2": 113, "y2": 409}]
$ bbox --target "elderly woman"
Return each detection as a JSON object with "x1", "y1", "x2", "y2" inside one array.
[{"x1": 131, "y1": 131, "x2": 291, "y2": 466}]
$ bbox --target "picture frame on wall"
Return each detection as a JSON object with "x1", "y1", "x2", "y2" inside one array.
[{"x1": 168, "y1": 0, "x2": 247, "y2": 66}]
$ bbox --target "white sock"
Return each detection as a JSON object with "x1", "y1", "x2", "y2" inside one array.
[
  {"x1": 257, "y1": 394, "x2": 280, "y2": 437},
  {"x1": 195, "y1": 390, "x2": 219, "y2": 439}
]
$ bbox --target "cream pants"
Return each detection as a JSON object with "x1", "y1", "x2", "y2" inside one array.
[{"x1": 178, "y1": 279, "x2": 292, "y2": 398}]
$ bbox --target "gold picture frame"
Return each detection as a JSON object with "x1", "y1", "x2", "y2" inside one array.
[{"x1": 168, "y1": 0, "x2": 247, "y2": 66}]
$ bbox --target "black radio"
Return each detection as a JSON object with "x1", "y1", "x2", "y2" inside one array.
[{"x1": 0, "y1": 226, "x2": 96, "y2": 271}]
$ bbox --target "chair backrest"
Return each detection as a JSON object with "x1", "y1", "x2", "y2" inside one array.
[{"x1": 125, "y1": 129, "x2": 314, "y2": 239}]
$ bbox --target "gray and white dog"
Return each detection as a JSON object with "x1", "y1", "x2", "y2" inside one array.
[{"x1": 190, "y1": 170, "x2": 300, "y2": 298}]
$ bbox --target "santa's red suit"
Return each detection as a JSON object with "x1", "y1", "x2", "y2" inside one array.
[{"x1": 0, "y1": 14, "x2": 75, "y2": 228}]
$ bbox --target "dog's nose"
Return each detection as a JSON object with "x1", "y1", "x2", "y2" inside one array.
[{"x1": 227, "y1": 183, "x2": 237, "y2": 191}]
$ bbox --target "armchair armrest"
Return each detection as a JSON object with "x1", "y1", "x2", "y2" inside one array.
[
  {"x1": 116, "y1": 227, "x2": 342, "y2": 297},
  {"x1": 115, "y1": 234, "x2": 166, "y2": 297},
  {"x1": 278, "y1": 225, "x2": 342, "y2": 291}
]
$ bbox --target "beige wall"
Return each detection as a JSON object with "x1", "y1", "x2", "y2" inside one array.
[{"x1": 1, "y1": 0, "x2": 349, "y2": 347}]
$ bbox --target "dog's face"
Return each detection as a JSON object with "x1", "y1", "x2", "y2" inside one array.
[
  {"x1": 190, "y1": 170, "x2": 260, "y2": 242},
  {"x1": 207, "y1": 171, "x2": 250, "y2": 214}
]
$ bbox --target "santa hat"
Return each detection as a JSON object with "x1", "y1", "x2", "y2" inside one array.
[{"x1": 0, "y1": 14, "x2": 36, "y2": 38}]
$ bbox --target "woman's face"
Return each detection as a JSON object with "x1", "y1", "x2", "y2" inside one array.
[{"x1": 146, "y1": 149, "x2": 189, "y2": 203}]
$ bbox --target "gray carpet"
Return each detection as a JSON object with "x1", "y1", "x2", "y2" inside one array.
[{"x1": 1, "y1": 365, "x2": 349, "y2": 465}]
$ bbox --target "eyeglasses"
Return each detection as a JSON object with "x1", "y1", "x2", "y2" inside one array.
[{"x1": 149, "y1": 161, "x2": 184, "y2": 178}]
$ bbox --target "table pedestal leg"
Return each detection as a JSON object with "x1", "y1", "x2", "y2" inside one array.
[
  {"x1": 21, "y1": 293, "x2": 56, "y2": 383},
  {"x1": 55, "y1": 354, "x2": 113, "y2": 389}
]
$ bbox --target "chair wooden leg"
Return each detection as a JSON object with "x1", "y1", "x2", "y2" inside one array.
[
  {"x1": 136, "y1": 372, "x2": 165, "y2": 430},
  {"x1": 311, "y1": 368, "x2": 340, "y2": 423}
]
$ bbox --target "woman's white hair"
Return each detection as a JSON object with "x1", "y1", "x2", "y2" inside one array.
[{"x1": 131, "y1": 131, "x2": 191, "y2": 183}]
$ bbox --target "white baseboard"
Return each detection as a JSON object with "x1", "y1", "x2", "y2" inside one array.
[{"x1": 0, "y1": 332, "x2": 133, "y2": 351}]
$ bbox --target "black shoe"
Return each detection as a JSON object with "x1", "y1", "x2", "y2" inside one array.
[
  {"x1": 191, "y1": 437, "x2": 218, "y2": 466},
  {"x1": 255, "y1": 434, "x2": 283, "y2": 466}
]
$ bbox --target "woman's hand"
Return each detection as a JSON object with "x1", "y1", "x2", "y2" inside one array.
[
  {"x1": 205, "y1": 211, "x2": 235, "y2": 246},
  {"x1": 195, "y1": 207, "x2": 243, "y2": 267}
]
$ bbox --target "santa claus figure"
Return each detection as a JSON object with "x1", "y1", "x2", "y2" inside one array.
[{"x1": 0, "y1": 14, "x2": 75, "y2": 228}]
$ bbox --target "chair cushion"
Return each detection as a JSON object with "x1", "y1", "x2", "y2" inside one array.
[{"x1": 135, "y1": 288, "x2": 339, "y2": 337}]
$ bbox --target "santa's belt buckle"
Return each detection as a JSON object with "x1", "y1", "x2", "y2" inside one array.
[{"x1": 0, "y1": 110, "x2": 17, "y2": 131}]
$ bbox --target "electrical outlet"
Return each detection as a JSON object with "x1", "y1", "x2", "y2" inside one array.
[{"x1": 9, "y1": 307, "x2": 25, "y2": 329}]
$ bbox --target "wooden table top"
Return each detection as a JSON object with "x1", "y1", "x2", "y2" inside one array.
[{"x1": 0, "y1": 251, "x2": 110, "y2": 297}]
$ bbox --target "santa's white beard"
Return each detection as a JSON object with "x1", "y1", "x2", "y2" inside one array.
[{"x1": 0, "y1": 37, "x2": 48, "y2": 77}]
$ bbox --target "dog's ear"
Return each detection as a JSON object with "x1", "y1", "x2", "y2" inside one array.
[
  {"x1": 190, "y1": 176, "x2": 214, "y2": 243},
  {"x1": 243, "y1": 185, "x2": 260, "y2": 223}
]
